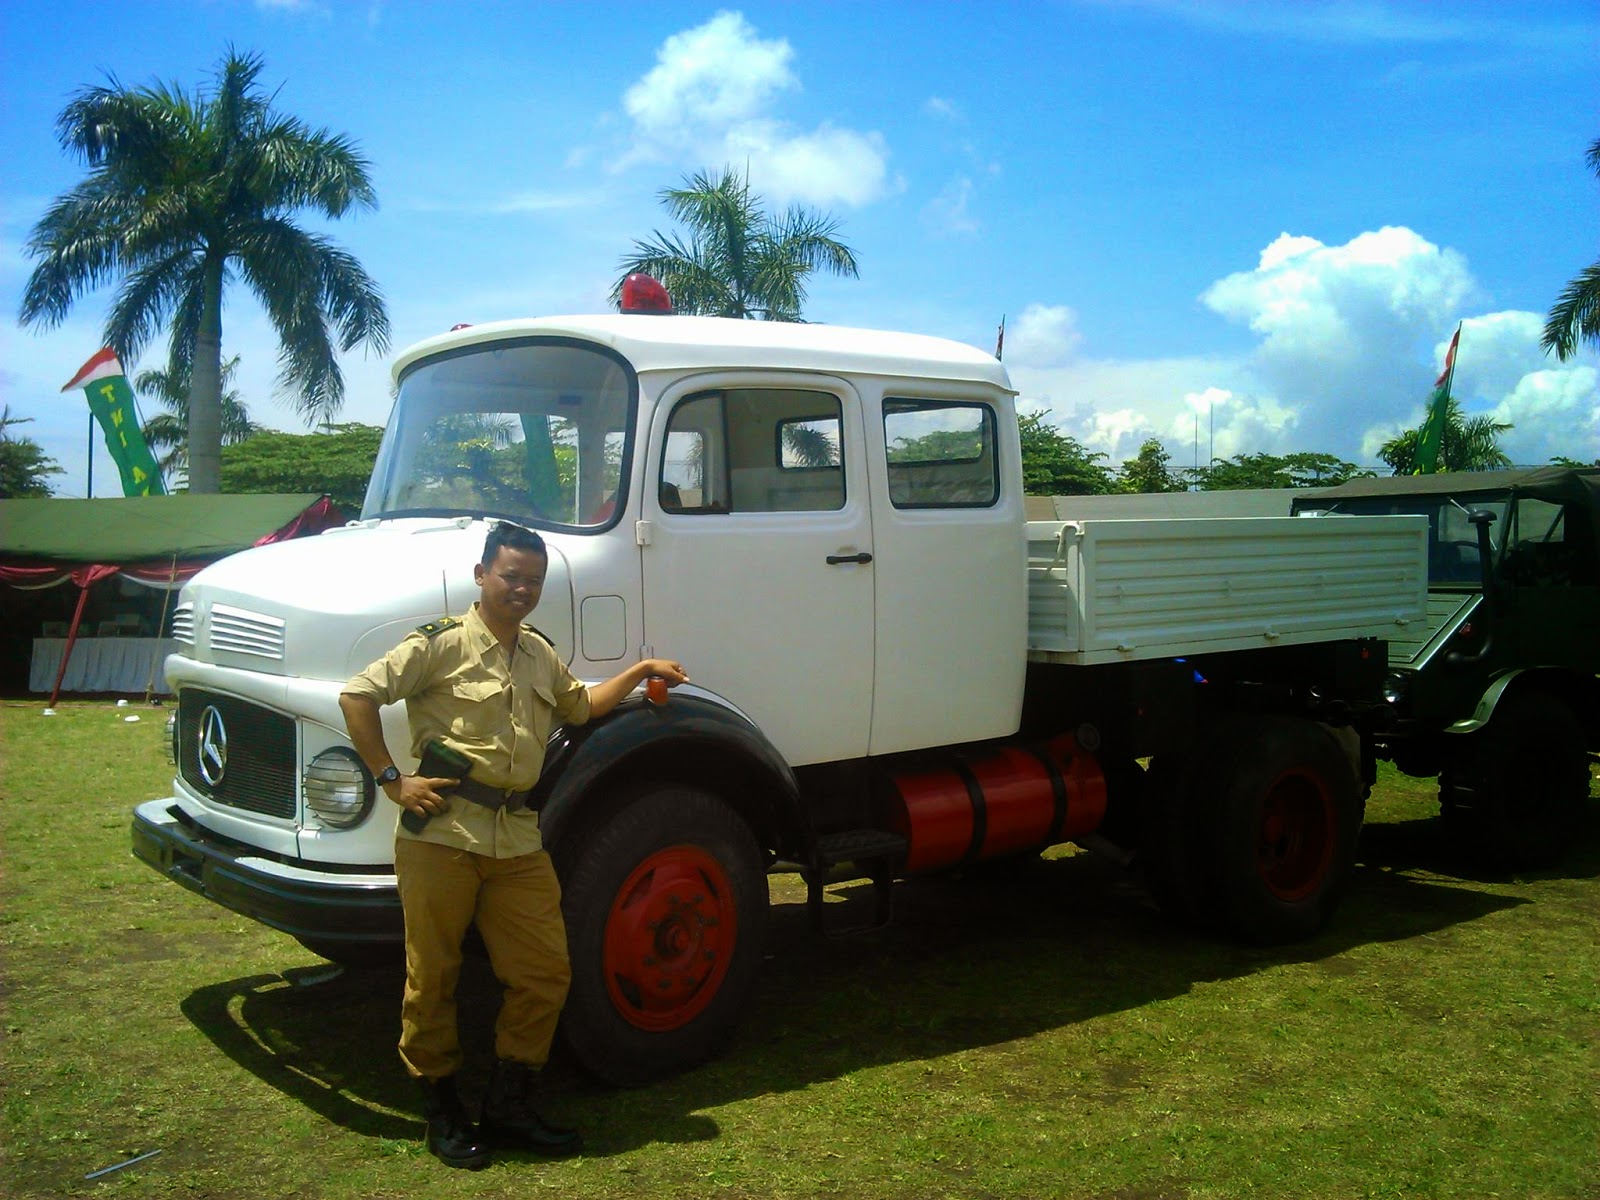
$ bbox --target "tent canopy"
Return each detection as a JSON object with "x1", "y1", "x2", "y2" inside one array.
[{"x1": 1, "y1": 494, "x2": 340, "y2": 563}]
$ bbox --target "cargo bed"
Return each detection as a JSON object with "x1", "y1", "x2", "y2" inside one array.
[{"x1": 1026, "y1": 515, "x2": 1428, "y2": 666}]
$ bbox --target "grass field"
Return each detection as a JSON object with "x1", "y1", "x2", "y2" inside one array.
[{"x1": 2, "y1": 697, "x2": 1596, "y2": 1199}]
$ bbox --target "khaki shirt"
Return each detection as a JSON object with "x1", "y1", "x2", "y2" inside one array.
[{"x1": 343, "y1": 602, "x2": 591, "y2": 857}]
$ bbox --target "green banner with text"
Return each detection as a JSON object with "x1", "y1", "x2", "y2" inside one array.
[{"x1": 61, "y1": 348, "x2": 166, "y2": 496}]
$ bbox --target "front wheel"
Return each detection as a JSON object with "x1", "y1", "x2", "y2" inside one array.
[
  {"x1": 555, "y1": 785, "x2": 768, "y2": 1086},
  {"x1": 1441, "y1": 691, "x2": 1591, "y2": 869}
]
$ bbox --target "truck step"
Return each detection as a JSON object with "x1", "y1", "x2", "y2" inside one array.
[{"x1": 805, "y1": 830, "x2": 907, "y2": 936}]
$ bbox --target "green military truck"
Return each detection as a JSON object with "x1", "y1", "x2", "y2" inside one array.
[{"x1": 1293, "y1": 467, "x2": 1600, "y2": 866}]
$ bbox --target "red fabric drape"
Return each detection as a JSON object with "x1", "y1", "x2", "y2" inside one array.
[{"x1": 254, "y1": 495, "x2": 345, "y2": 545}]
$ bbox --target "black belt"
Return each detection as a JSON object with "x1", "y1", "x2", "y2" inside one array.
[{"x1": 452, "y1": 776, "x2": 534, "y2": 813}]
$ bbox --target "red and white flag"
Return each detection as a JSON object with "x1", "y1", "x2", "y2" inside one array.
[{"x1": 60, "y1": 346, "x2": 125, "y2": 392}]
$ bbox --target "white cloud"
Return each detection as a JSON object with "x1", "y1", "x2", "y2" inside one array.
[
  {"x1": 1491, "y1": 365, "x2": 1600, "y2": 466},
  {"x1": 1006, "y1": 225, "x2": 1599, "y2": 473},
  {"x1": 724, "y1": 121, "x2": 890, "y2": 209},
  {"x1": 1006, "y1": 303, "x2": 1083, "y2": 368},
  {"x1": 1200, "y1": 225, "x2": 1478, "y2": 448},
  {"x1": 623, "y1": 12, "x2": 796, "y2": 136},
  {"x1": 922, "y1": 176, "x2": 978, "y2": 236},
  {"x1": 614, "y1": 11, "x2": 891, "y2": 209},
  {"x1": 923, "y1": 96, "x2": 961, "y2": 121}
]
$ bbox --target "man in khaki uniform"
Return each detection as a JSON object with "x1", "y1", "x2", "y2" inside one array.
[{"x1": 340, "y1": 521, "x2": 686, "y2": 1169}]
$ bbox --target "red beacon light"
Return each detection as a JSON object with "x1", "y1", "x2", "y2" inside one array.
[{"x1": 619, "y1": 273, "x2": 674, "y2": 315}]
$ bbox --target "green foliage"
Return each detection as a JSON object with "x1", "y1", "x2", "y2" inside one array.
[
  {"x1": 219, "y1": 422, "x2": 383, "y2": 512},
  {"x1": 1551, "y1": 454, "x2": 1600, "y2": 468},
  {"x1": 1543, "y1": 136, "x2": 1600, "y2": 360},
  {"x1": 886, "y1": 427, "x2": 983, "y2": 463},
  {"x1": 4, "y1": 703, "x2": 1598, "y2": 1200},
  {"x1": 1378, "y1": 398, "x2": 1512, "y2": 475},
  {"x1": 613, "y1": 167, "x2": 858, "y2": 321},
  {"x1": 1018, "y1": 410, "x2": 1118, "y2": 495},
  {"x1": 18, "y1": 49, "x2": 389, "y2": 493},
  {"x1": 1194, "y1": 451, "x2": 1372, "y2": 490},
  {"x1": 1118, "y1": 438, "x2": 1184, "y2": 493},
  {"x1": 136, "y1": 354, "x2": 258, "y2": 488},
  {"x1": 0, "y1": 406, "x2": 63, "y2": 497}
]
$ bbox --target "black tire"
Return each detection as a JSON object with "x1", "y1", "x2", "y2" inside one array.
[
  {"x1": 554, "y1": 785, "x2": 768, "y2": 1086},
  {"x1": 1140, "y1": 717, "x2": 1362, "y2": 944},
  {"x1": 1440, "y1": 691, "x2": 1591, "y2": 869},
  {"x1": 294, "y1": 937, "x2": 403, "y2": 969}
]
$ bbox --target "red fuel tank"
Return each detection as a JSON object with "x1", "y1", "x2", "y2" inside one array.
[{"x1": 882, "y1": 735, "x2": 1106, "y2": 875}]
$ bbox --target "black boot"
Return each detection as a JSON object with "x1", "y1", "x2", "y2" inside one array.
[
  {"x1": 480, "y1": 1059, "x2": 582, "y2": 1156},
  {"x1": 416, "y1": 1075, "x2": 491, "y2": 1169}
]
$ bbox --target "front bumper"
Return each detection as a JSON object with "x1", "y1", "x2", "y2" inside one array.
[{"x1": 132, "y1": 798, "x2": 403, "y2": 947}]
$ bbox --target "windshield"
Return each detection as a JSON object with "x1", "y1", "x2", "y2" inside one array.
[
  {"x1": 365, "y1": 338, "x2": 637, "y2": 530},
  {"x1": 1298, "y1": 494, "x2": 1509, "y2": 585}
]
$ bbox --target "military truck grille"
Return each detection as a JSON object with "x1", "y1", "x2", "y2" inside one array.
[
  {"x1": 177, "y1": 689, "x2": 297, "y2": 819},
  {"x1": 209, "y1": 604, "x2": 287, "y2": 660},
  {"x1": 170, "y1": 603, "x2": 195, "y2": 646}
]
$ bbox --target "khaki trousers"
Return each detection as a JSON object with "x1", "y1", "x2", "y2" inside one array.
[{"x1": 393, "y1": 838, "x2": 571, "y2": 1080}]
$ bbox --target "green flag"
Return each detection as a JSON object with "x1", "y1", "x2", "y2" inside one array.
[
  {"x1": 1414, "y1": 324, "x2": 1461, "y2": 475},
  {"x1": 61, "y1": 348, "x2": 166, "y2": 496}
]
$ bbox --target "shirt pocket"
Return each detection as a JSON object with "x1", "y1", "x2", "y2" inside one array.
[
  {"x1": 520, "y1": 680, "x2": 560, "y2": 740},
  {"x1": 447, "y1": 678, "x2": 507, "y2": 740}
]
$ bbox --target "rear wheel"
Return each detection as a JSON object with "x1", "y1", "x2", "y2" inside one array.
[
  {"x1": 1140, "y1": 717, "x2": 1362, "y2": 943},
  {"x1": 1440, "y1": 691, "x2": 1591, "y2": 868},
  {"x1": 554, "y1": 785, "x2": 768, "y2": 1085}
]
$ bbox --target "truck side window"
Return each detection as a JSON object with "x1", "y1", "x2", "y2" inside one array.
[
  {"x1": 884, "y1": 399, "x2": 998, "y2": 508},
  {"x1": 661, "y1": 389, "x2": 845, "y2": 513}
]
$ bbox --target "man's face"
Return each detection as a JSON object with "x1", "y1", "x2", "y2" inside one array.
[{"x1": 475, "y1": 545, "x2": 547, "y2": 626}]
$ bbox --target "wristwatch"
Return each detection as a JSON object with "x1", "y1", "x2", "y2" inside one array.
[{"x1": 375, "y1": 765, "x2": 401, "y2": 787}]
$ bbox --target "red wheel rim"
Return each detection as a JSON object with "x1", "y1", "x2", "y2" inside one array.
[
  {"x1": 1255, "y1": 770, "x2": 1337, "y2": 901},
  {"x1": 602, "y1": 845, "x2": 738, "y2": 1031}
]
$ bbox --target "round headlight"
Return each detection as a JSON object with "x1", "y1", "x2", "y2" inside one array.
[
  {"x1": 1381, "y1": 673, "x2": 1410, "y2": 705},
  {"x1": 305, "y1": 746, "x2": 374, "y2": 829}
]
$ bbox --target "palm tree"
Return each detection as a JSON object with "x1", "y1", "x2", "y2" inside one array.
[
  {"x1": 613, "y1": 168, "x2": 858, "y2": 320},
  {"x1": 18, "y1": 49, "x2": 390, "y2": 493},
  {"x1": 1378, "y1": 398, "x2": 1513, "y2": 475},
  {"x1": 1543, "y1": 136, "x2": 1600, "y2": 361},
  {"x1": 136, "y1": 355, "x2": 257, "y2": 487}
]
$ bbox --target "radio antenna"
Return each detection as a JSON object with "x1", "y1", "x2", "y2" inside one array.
[{"x1": 441, "y1": 570, "x2": 451, "y2": 617}]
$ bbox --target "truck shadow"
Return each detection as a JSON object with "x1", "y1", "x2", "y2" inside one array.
[{"x1": 178, "y1": 829, "x2": 1583, "y2": 1155}]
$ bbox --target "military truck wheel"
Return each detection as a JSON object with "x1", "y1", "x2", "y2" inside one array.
[
  {"x1": 1141, "y1": 717, "x2": 1361, "y2": 943},
  {"x1": 555, "y1": 785, "x2": 768, "y2": 1086},
  {"x1": 1440, "y1": 691, "x2": 1590, "y2": 868}
]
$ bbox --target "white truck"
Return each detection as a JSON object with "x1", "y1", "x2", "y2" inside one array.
[{"x1": 133, "y1": 284, "x2": 1427, "y2": 1084}]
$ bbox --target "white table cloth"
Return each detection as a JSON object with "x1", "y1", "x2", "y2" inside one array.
[{"x1": 29, "y1": 637, "x2": 178, "y2": 695}]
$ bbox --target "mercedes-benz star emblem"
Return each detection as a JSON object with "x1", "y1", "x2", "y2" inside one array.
[{"x1": 198, "y1": 705, "x2": 228, "y2": 787}]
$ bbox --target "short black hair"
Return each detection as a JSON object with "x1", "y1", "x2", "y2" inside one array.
[{"x1": 482, "y1": 521, "x2": 547, "y2": 566}]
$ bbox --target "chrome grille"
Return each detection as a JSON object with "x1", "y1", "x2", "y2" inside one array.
[
  {"x1": 210, "y1": 604, "x2": 286, "y2": 660},
  {"x1": 170, "y1": 603, "x2": 195, "y2": 646},
  {"x1": 177, "y1": 689, "x2": 296, "y2": 819}
]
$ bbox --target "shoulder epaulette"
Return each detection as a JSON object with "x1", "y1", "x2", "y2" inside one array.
[
  {"x1": 521, "y1": 623, "x2": 554, "y2": 648},
  {"x1": 418, "y1": 616, "x2": 462, "y2": 638}
]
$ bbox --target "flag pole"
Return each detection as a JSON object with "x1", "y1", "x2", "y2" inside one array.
[{"x1": 86, "y1": 413, "x2": 94, "y2": 498}]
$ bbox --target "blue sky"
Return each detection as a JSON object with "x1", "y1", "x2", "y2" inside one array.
[{"x1": 3, "y1": 0, "x2": 1597, "y2": 497}]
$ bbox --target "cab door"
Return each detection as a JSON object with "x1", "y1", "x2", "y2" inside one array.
[{"x1": 639, "y1": 376, "x2": 874, "y2": 766}]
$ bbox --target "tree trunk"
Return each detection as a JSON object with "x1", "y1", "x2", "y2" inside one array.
[{"x1": 186, "y1": 259, "x2": 226, "y2": 494}]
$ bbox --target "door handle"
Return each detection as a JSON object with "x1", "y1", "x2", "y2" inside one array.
[{"x1": 826, "y1": 552, "x2": 873, "y2": 565}]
